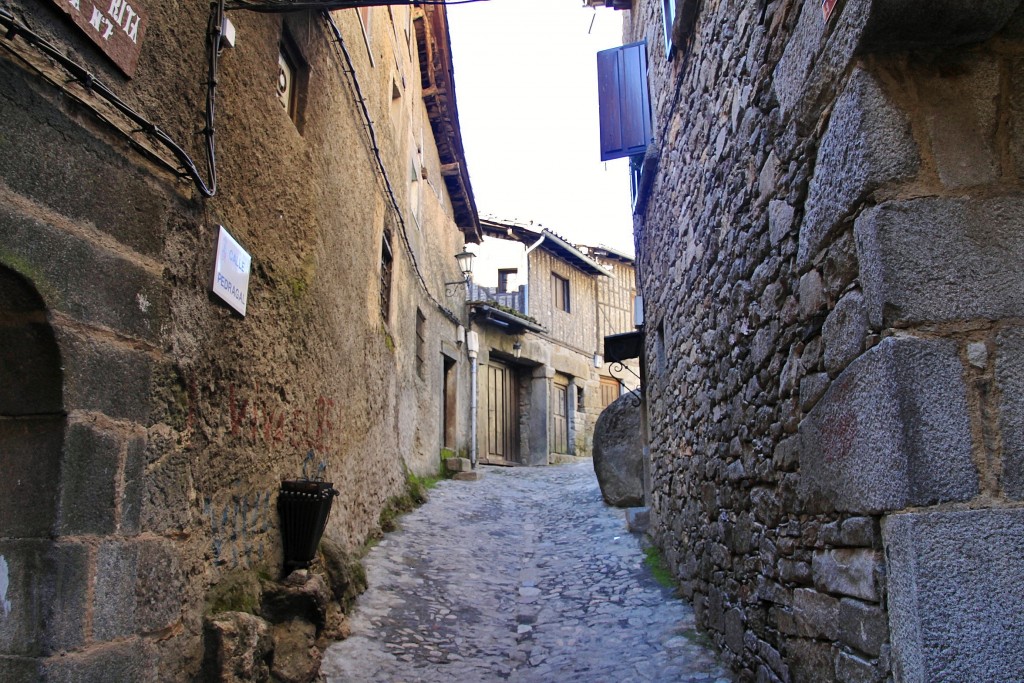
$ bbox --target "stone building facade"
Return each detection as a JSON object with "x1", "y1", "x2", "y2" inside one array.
[
  {"x1": 468, "y1": 219, "x2": 639, "y2": 466},
  {"x1": 0, "y1": 1, "x2": 478, "y2": 679},
  {"x1": 599, "y1": 0, "x2": 1024, "y2": 680}
]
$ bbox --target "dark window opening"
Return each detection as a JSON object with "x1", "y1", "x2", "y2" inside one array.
[
  {"x1": 380, "y1": 228, "x2": 393, "y2": 322},
  {"x1": 415, "y1": 308, "x2": 426, "y2": 378},
  {"x1": 552, "y1": 273, "x2": 570, "y2": 313}
]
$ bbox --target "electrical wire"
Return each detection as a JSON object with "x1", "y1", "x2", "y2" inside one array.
[
  {"x1": 321, "y1": 10, "x2": 461, "y2": 325},
  {"x1": 0, "y1": 4, "x2": 220, "y2": 197},
  {"x1": 228, "y1": 0, "x2": 490, "y2": 12}
]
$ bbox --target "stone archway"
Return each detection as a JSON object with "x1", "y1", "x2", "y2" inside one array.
[{"x1": 0, "y1": 265, "x2": 67, "y2": 668}]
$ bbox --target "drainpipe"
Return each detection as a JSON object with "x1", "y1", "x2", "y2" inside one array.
[
  {"x1": 467, "y1": 329, "x2": 480, "y2": 468},
  {"x1": 523, "y1": 233, "x2": 544, "y2": 317}
]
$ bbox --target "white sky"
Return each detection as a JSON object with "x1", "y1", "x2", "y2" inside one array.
[{"x1": 446, "y1": 0, "x2": 636, "y2": 256}]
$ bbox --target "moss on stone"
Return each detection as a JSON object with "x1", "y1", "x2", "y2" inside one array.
[{"x1": 205, "y1": 570, "x2": 264, "y2": 616}]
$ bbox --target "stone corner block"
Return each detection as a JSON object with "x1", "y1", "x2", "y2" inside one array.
[
  {"x1": 882, "y1": 508, "x2": 1024, "y2": 683},
  {"x1": 798, "y1": 336, "x2": 977, "y2": 514},
  {"x1": 856, "y1": 197, "x2": 1024, "y2": 327}
]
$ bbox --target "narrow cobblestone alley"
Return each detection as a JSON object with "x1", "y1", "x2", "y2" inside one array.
[{"x1": 320, "y1": 461, "x2": 731, "y2": 682}]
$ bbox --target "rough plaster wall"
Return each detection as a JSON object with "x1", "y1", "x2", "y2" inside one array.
[
  {"x1": 627, "y1": 0, "x2": 1024, "y2": 680},
  {"x1": 0, "y1": 2, "x2": 471, "y2": 678}
]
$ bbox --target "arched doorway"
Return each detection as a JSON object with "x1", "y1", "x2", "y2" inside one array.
[{"x1": 0, "y1": 265, "x2": 66, "y2": 666}]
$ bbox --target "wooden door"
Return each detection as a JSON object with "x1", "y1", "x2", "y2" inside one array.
[
  {"x1": 551, "y1": 379, "x2": 569, "y2": 454},
  {"x1": 600, "y1": 376, "x2": 621, "y2": 408},
  {"x1": 486, "y1": 362, "x2": 518, "y2": 463}
]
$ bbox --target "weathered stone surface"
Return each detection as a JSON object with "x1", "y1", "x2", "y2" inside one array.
[
  {"x1": 57, "y1": 422, "x2": 121, "y2": 536},
  {"x1": 0, "y1": 417, "x2": 64, "y2": 538},
  {"x1": 859, "y1": 0, "x2": 1022, "y2": 52},
  {"x1": 799, "y1": 69, "x2": 919, "y2": 268},
  {"x1": 768, "y1": 200, "x2": 795, "y2": 246},
  {"x1": 856, "y1": 197, "x2": 1024, "y2": 326},
  {"x1": 799, "y1": 336, "x2": 976, "y2": 513},
  {"x1": 261, "y1": 572, "x2": 330, "y2": 630},
  {"x1": 93, "y1": 539, "x2": 183, "y2": 641},
  {"x1": 0, "y1": 207, "x2": 165, "y2": 343},
  {"x1": 0, "y1": 59, "x2": 169, "y2": 258},
  {"x1": 0, "y1": 540, "x2": 88, "y2": 656},
  {"x1": 812, "y1": 549, "x2": 882, "y2": 601},
  {"x1": 882, "y1": 509, "x2": 1024, "y2": 683},
  {"x1": 792, "y1": 588, "x2": 839, "y2": 640},
  {"x1": 773, "y1": 0, "x2": 870, "y2": 124},
  {"x1": 785, "y1": 637, "x2": 834, "y2": 683},
  {"x1": 40, "y1": 638, "x2": 155, "y2": 682},
  {"x1": 995, "y1": 327, "x2": 1024, "y2": 499},
  {"x1": 834, "y1": 650, "x2": 877, "y2": 683},
  {"x1": 822, "y1": 290, "x2": 868, "y2": 376},
  {"x1": 839, "y1": 597, "x2": 888, "y2": 656},
  {"x1": 272, "y1": 619, "x2": 320, "y2": 683},
  {"x1": 93, "y1": 541, "x2": 140, "y2": 641},
  {"x1": 592, "y1": 394, "x2": 644, "y2": 507},
  {"x1": 320, "y1": 537, "x2": 368, "y2": 613},
  {"x1": 916, "y1": 56, "x2": 1000, "y2": 189},
  {"x1": 204, "y1": 612, "x2": 273, "y2": 683},
  {"x1": 444, "y1": 457, "x2": 472, "y2": 473},
  {"x1": 56, "y1": 327, "x2": 154, "y2": 424}
]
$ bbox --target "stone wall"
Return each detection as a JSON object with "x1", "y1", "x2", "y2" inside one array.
[
  {"x1": 626, "y1": 0, "x2": 1024, "y2": 680},
  {"x1": 0, "y1": 2, "x2": 473, "y2": 679}
]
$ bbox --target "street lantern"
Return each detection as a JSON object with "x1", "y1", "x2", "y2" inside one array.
[{"x1": 454, "y1": 249, "x2": 475, "y2": 280}]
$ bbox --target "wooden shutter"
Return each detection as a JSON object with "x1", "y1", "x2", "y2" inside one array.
[{"x1": 597, "y1": 41, "x2": 652, "y2": 162}]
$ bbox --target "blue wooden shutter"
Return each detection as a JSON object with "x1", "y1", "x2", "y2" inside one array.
[{"x1": 596, "y1": 41, "x2": 652, "y2": 162}]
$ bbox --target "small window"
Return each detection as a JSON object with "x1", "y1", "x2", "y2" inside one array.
[
  {"x1": 380, "y1": 228, "x2": 393, "y2": 321},
  {"x1": 498, "y1": 268, "x2": 518, "y2": 294},
  {"x1": 576, "y1": 385, "x2": 584, "y2": 410},
  {"x1": 278, "y1": 31, "x2": 308, "y2": 131},
  {"x1": 552, "y1": 273, "x2": 570, "y2": 313},
  {"x1": 415, "y1": 309, "x2": 426, "y2": 377}
]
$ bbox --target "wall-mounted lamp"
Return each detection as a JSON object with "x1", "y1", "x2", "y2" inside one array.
[
  {"x1": 445, "y1": 249, "x2": 476, "y2": 296},
  {"x1": 513, "y1": 341, "x2": 522, "y2": 359}
]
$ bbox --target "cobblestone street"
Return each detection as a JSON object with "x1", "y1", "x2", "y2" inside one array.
[{"x1": 320, "y1": 461, "x2": 731, "y2": 682}]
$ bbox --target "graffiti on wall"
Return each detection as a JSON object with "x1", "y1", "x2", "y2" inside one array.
[
  {"x1": 184, "y1": 381, "x2": 343, "y2": 455},
  {"x1": 202, "y1": 490, "x2": 274, "y2": 569}
]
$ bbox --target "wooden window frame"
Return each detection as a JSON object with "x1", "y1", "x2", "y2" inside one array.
[{"x1": 552, "y1": 273, "x2": 570, "y2": 313}]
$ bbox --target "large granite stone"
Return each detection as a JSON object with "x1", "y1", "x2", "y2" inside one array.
[
  {"x1": 856, "y1": 196, "x2": 1024, "y2": 327},
  {"x1": 592, "y1": 393, "x2": 644, "y2": 507},
  {"x1": 799, "y1": 69, "x2": 919, "y2": 268},
  {"x1": 883, "y1": 509, "x2": 1024, "y2": 682},
  {"x1": 799, "y1": 336, "x2": 977, "y2": 514}
]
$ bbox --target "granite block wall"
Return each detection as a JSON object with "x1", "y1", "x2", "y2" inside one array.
[{"x1": 626, "y1": 0, "x2": 1024, "y2": 679}]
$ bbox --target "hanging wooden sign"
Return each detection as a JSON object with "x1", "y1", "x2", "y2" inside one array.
[{"x1": 48, "y1": 0, "x2": 148, "y2": 77}]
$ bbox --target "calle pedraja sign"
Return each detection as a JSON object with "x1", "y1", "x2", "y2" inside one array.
[
  {"x1": 211, "y1": 225, "x2": 251, "y2": 317},
  {"x1": 49, "y1": 0, "x2": 148, "y2": 77}
]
